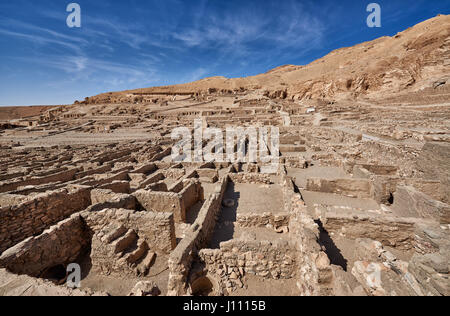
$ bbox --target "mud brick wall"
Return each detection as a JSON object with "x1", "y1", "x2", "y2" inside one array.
[
  {"x1": 167, "y1": 176, "x2": 228, "y2": 296},
  {"x1": 83, "y1": 209, "x2": 176, "y2": 254},
  {"x1": 0, "y1": 185, "x2": 91, "y2": 254},
  {"x1": 0, "y1": 214, "x2": 90, "y2": 276},
  {"x1": 306, "y1": 178, "x2": 373, "y2": 199}
]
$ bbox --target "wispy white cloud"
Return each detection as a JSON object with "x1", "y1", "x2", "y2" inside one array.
[
  {"x1": 0, "y1": 28, "x2": 83, "y2": 52},
  {"x1": 171, "y1": 0, "x2": 325, "y2": 56},
  {"x1": 12, "y1": 54, "x2": 159, "y2": 88}
]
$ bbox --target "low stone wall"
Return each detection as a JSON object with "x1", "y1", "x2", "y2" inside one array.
[
  {"x1": 85, "y1": 193, "x2": 136, "y2": 213},
  {"x1": 138, "y1": 172, "x2": 165, "y2": 189},
  {"x1": 229, "y1": 173, "x2": 271, "y2": 184},
  {"x1": 280, "y1": 145, "x2": 306, "y2": 153},
  {"x1": 319, "y1": 209, "x2": 419, "y2": 250},
  {"x1": 393, "y1": 186, "x2": 450, "y2": 224},
  {"x1": 0, "y1": 185, "x2": 91, "y2": 254},
  {"x1": 352, "y1": 166, "x2": 372, "y2": 179},
  {"x1": 196, "y1": 169, "x2": 219, "y2": 183},
  {"x1": 283, "y1": 157, "x2": 308, "y2": 169},
  {"x1": 98, "y1": 181, "x2": 130, "y2": 194},
  {"x1": 132, "y1": 163, "x2": 157, "y2": 175},
  {"x1": 236, "y1": 213, "x2": 290, "y2": 231},
  {"x1": 90, "y1": 189, "x2": 135, "y2": 207},
  {"x1": 0, "y1": 194, "x2": 28, "y2": 207},
  {"x1": 167, "y1": 176, "x2": 228, "y2": 296},
  {"x1": 416, "y1": 142, "x2": 450, "y2": 204},
  {"x1": 179, "y1": 180, "x2": 204, "y2": 212},
  {"x1": 371, "y1": 175, "x2": 400, "y2": 204},
  {"x1": 0, "y1": 172, "x2": 25, "y2": 182},
  {"x1": 150, "y1": 147, "x2": 172, "y2": 162},
  {"x1": 356, "y1": 164, "x2": 398, "y2": 176},
  {"x1": 403, "y1": 179, "x2": 445, "y2": 203},
  {"x1": 92, "y1": 149, "x2": 132, "y2": 164},
  {"x1": 281, "y1": 167, "x2": 334, "y2": 296},
  {"x1": 162, "y1": 168, "x2": 186, "y2": 179},
  {"x1": 134, "y1": 190, "x2": 184, "y2": 222},
  {"x1": 145, "y1": 181, "x2": 167, "y2": 192},
  {"x1": 0, "y1": 214, "x2": 90, "y2": 276},
  {"x1": 306, "y1": 178, "x2": 373, "y2": 198},
  {"x1": 75, "y1": 165, "x2": 112, "y2": 179},
  {"x1": 83, "y1": 209, "x2": 176, "y2": 254},
  {"x1": 81, "y1": 170, "x2": 130, "y2": 187},
  {"x1": 0, "y1": 168, "x2": 80, "y2": 193},
  {"x1": 198, "y1": 239, "x2": 297, "y2": 292},
  {"x1": 280, "y1": 135, "x2": 304, "y2": 144},
  {"x1": 134, "y1": 180, "x2": 203, "y2": 223}
]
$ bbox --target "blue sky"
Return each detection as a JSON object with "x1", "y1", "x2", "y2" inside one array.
[{"x1": 0, "y1": 0, "x2": 448, "y2": 106}]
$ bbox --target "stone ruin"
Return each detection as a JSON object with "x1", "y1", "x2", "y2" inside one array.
[{"x1": 0, "y1": 89, "x2": 448, "y2": 297}]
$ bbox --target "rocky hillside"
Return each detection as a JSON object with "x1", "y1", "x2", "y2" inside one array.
[{"x1": 86, "y1": 14, "x2": 450, "y2": 104}]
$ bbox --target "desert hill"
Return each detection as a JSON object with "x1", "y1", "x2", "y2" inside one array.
[
  {"x1": 0, "y1": 106, "x2": 56, "y2": 121},
  {"x1": 85, "y1": 14, "x2": 450, "y2": 104}
]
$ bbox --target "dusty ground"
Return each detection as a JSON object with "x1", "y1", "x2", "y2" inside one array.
[
  {"x1": 231, "y1": 276, "x2": 299, "y2": 296},
  {"x1": 80, "y1": 254, "x2": 170, "y2": 296}
]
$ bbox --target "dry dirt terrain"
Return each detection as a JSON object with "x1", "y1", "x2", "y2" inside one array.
[{"x1": 0, "y1": 15, "x2": 448, "y2": 297}]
